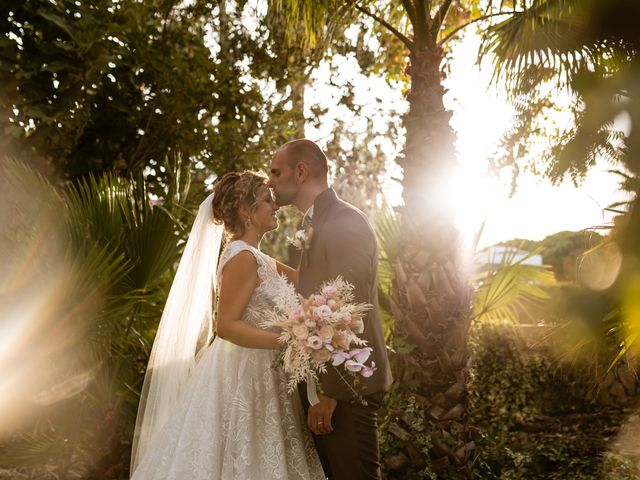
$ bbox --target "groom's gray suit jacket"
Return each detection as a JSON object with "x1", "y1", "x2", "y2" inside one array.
[{"x1": 298, "y1": 188, "x2": 393, "y2": 401}]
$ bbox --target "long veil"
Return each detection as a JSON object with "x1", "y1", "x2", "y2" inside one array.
[{"x1": 130, "y1": 193, "x2": 223, "y2": 473}]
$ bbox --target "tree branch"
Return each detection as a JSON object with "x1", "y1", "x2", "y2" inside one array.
[
  {"x1": 437, "y1": 10, "x2": 516, "y2": 47},
  {"x1": 432, "y1": 0, "x2": 453, "y2": 37},
  {"x1": 401, "y1": 0, "x2": 417, "y2": 28},
  {"x1": 414, "y1": 0, "x2": 430, "y2": 46},
  {"x1": 351, "y1": 1, "x2": 414, "y2": 51}
]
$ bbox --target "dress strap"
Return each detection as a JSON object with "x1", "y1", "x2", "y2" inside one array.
[{"x1": 216, "y1": 240, "x2": 271, "y2": 287}]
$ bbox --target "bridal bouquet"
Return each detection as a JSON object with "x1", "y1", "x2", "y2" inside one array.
[{"x1": 261, "y1": 276, "x2": 377, "y2": 394}]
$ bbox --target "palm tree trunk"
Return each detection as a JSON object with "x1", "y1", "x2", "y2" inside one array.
[{"x1": 387, "y1": 43, "x2": 475, "y2": 478}]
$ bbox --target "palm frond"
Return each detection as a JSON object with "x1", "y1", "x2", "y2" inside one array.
[
  {"x1": 479, "y1": 0, "x2": 622, "y2": 93},
  {"x1": 472, "y1": 245, "x2": 556, "y2": 324},
  {"x1": 267, "y1": 0, "x2": 350, "y2": 48},
  {"x1": 120, "y1": 177, "x2": 180, "y2": 291},
  {"x1": 64, "y1": 172, "x2": 179, "y2": 294},
  {"x1": 373, "y1": 202, "x2": 401, "y2": 293},
  {"x1": 608, "y1": 272, "x2": 640, "y2": 371},
  {"x1": 0, "y1": 430, "x2": 71, "y2": 468},
  {"x1": 64, "y1": 173, "x2": 128, "y2": 251}
]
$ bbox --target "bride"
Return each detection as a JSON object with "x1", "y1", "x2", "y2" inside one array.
[{"x1": 130, "y1": 171, "x2": 325, "y2": 479}]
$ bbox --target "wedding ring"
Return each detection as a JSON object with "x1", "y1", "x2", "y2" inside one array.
[{"x1": 317, "y1": 420, "x2": 323, "y2": 425}]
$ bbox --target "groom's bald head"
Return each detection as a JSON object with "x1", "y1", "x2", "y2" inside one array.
[
  {"x1": 269, "y1": 138, "x2": 329, "y2": 209},
  {"x1": 278, "y1": 139, "x2": 328, "y2": 178}
]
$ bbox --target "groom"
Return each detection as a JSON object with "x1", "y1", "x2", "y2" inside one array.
[{"x1": 269, "y1": 139, "x2": 393, "y2": 480}]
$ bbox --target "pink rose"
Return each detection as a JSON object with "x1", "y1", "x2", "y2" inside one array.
[
  {"x1": 288, "y1": 305, "x2": 304, "y2": 322},
  {"x1": 312, "y1": 294, "x2": 327, "y2": 306},
  {"x1": 337, "y1": 312, "x2": 352, "y2": 325},
  {"x1": 321, "y1": 285, "x2": 338, "y2": 298},
  {"x1": 312, "y1": 305, "x2": 333, "y2": 320}
]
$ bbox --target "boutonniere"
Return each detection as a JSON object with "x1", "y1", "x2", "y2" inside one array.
[{"x1": 289, "y1": 226, "x2": 313, "y2": 253}]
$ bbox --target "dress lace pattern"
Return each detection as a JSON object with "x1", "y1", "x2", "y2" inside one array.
[{"x1": 131, "y1": 240, "x2": 325, "y2": 480}]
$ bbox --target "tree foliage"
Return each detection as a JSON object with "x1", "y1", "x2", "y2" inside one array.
[
  {"x1": 0, "y1": 0, "x2": 324, "y2": 190},
  {"x1": 479, "y1": 0, "x2": 637, "y2": 187},
  {"x1": 501, "y1": 230, "x2": 605, "y2": 281},
  {"x1": 482, "y1": 0, "x2": 640, "y2": 378},
  {"x1": 0, "y1": 158, "x2": 185, "y2": 478}
]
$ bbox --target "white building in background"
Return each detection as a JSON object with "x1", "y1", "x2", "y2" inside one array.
[{"x1": 482, "y1": 245, "x2": 544, "y2": 267}]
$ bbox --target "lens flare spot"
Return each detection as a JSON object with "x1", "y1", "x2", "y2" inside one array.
[{"x1": 579, "y1": 242, "x2": 623, "y2": 291}]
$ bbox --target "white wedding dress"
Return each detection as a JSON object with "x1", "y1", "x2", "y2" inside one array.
[{"x1": 131, "y1": 240, "x2": 325, "y2": 480}]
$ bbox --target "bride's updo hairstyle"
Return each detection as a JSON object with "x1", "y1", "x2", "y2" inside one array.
[{"x1": 211, "y1": 171, "x2": 268, "y2": 236}]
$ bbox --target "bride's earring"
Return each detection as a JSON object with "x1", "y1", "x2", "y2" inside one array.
[{"x1": 245, "y1": 217, "x2": 252, "y2": 226}]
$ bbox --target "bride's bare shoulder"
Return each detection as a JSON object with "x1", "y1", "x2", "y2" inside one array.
[{"x1": 220, "y1": 249, "x2": 259, "y2": 279}]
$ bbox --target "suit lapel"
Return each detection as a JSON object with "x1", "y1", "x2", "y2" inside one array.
[
  {"x1": 297, "y1": 188, "x2": 336, "y2": 273},
  {"x1": 309, "y1": 188, "x2": 337, "y2": 232}
]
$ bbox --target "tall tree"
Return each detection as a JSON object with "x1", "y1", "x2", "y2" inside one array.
[
  {"x1": 269, "y1": 1, "x2": 519, "y2": 477},
  {"x1": 0, "y1": 0, "x2": 321, "y2": 192}
]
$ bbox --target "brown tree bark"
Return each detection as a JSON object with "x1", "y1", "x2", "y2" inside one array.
[{"x1": 387, "y1": 43, "x2": 475, "y2": 479}]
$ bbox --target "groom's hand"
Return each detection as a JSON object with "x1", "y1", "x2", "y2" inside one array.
[{"x1": 308, "y1": 394, "x2": 337, "y2": 435}]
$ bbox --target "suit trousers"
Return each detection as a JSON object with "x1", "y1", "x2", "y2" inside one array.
[{"x1": 301, "y1": 389, "x2": 384, "y2": 480}]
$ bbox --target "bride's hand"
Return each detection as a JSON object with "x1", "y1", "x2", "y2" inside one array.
[{"x1": 307, "y1": 394, "x2": 337, "y2": 435}]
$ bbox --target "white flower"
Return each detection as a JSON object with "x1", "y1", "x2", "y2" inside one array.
[
  {"x1": 292, "y1": 323, "x2": 309, "y2": 340},
  {"x1": 306, "y1": 336, "x2": 323, "y2": 350},
  {"x1": 289, "y1": 227, "x2": 313, "y2": 252},
  {"x1": 319, "y1": 325, "x2": 334, "y2": 342}
]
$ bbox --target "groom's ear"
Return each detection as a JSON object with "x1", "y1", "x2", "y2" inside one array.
[{"x1": 295, "y1": 161, "x2": 310, "y2": 183}]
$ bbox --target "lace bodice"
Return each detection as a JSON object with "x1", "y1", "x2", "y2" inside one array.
[{"x1": 216, "y1": 240, "x2": 289, "y2": 329}]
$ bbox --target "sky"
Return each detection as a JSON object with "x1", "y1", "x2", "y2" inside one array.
[
  {"x1": 304, "y1": 27, "x2": 629, "y2": 250},
  {"x1": 443, "y1": 33, "x2": 629, "y2": 248}
]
